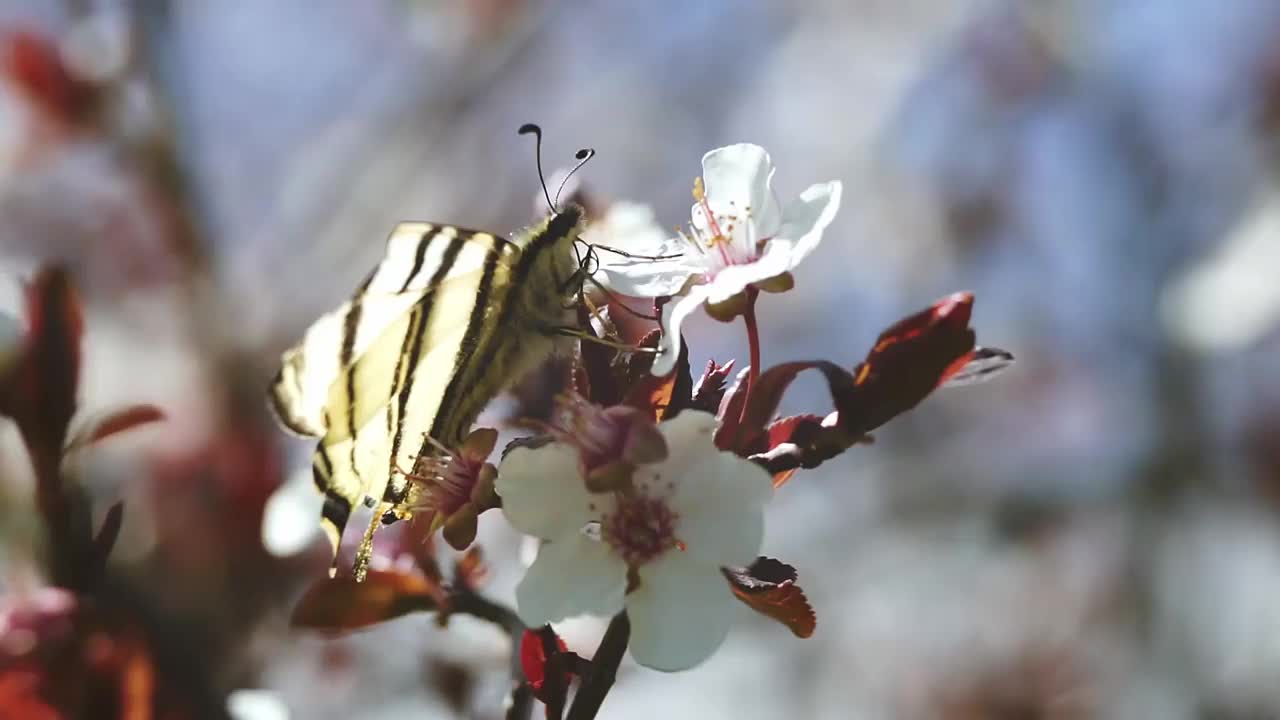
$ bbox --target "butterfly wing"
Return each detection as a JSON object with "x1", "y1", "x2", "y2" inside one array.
[{"x1": 269, "y1": 223, "x2": 515, "y2": 559}]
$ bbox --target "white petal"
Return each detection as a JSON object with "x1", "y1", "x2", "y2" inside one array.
[
  {"x1": 626, "y1": 551, "x2": 738, "y2": 671},
  {"x1": 227, "y1": 689, "x2": 290, "y2": 720},
  {"x1": 702, "y1": 240, "x2": 796, "y2": 306},
  {"x1": 515, "y1": 534, "x2": 626, "y2": 627},
  {"x1": 586, "y1": 202, "x2": 700, "y2": 297},
  {"x1": 697, "y1": 143, "x2": 781, "y2": 243},
  {"x1": 593, "y1": 241, "x2": 699, "y2": 298},
  {"x1": 776, "y1": 180, "x2": 842, "y2": 270},
  {"x1": 650, "y1": 285, "x2": 712, "y2": 377},
  {"x1": 261, "y1": 469, "x2": 324, "y2": 557},
  {"x1": 497, "y1": 443, "x2": 605, "y2": 539},
  {"x1": 646, "y1": 411, "x2": 771, "y2": 567}
]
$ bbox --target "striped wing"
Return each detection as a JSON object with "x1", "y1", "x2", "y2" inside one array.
[{"x1": 269, "y1": 223, "x2": 515, "y2": 557}]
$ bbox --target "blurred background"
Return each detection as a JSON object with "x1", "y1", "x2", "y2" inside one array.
[{"x1": 2, "y1": 0, "x2": 1280, "y2": 717}]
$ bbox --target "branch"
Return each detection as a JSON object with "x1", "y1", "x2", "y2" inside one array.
[
  {"x1": 449, "y1": 588, "x2": 534, "y2": 720},
  {"x1": 566, "y1": 612, "x2": 630, "y2": 720}
]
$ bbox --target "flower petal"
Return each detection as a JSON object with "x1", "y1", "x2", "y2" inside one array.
[
  {"x1": 497, "y1": 443, "x2": 604, "y2": 539},
  {"x1": 640, "y1": 411, "x2": 771, "y2": 567},
  {"x1": 515, "y1": 534, "x2": 626, "y2": 627},
  {"x1": 650, "y1": 284, "x2": 712, "y2": 377},
  {"x1": 587, "y1": 202, "x2": 699, "y2": 297},
  {"x1": 702, "y1": 240, "x2": 796, "y2": 306},
  {"x1": 776, "y1": 180, "x2": 842, "y2": 270},
  {"x1": 698, "y1": 143, "x2": 781, "y2": 241},
  {"x1": 626, "y1": 551, "x2": 739, "y2": 671}
]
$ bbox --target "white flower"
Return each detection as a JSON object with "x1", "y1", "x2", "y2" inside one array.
[
  {"x1": 497, "y1": 410, "x2": 773, "y2": 671},
  {"x1": 583, "y1": 201, "x2": 692, "y2": 299},
  {"x1": 594, "y1": 145, "x2": 842, "y2": 376}
]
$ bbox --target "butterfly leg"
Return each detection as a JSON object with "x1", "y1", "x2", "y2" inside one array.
[
  {"x1": 547, "y1": 325, "x2": 659, "y2": 353},
  {"x1": 352, "y1": 503, "x2": 389, "y2": 582}
]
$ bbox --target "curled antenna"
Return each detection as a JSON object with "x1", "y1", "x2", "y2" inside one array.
[
  {"x1": 555, "y1": 147, "x2": 596, "y2": 209},
  {"x1": 518, "y1": 123, "x2": 555, "y2": 213}
]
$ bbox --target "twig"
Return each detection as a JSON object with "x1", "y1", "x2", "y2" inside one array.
[
  {"x1": 738, "y1": 287, "x2": 762, "y2": 426},
  {"x1": 566, "y1": 612, "x2": 630, "y2": 720},
  {"x1": 449, "y1": 588, "x2": 534, "y2": 720}
]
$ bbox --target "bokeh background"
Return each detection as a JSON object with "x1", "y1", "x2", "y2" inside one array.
[{"x1": 3, "y1": 1, "x2": 1280, "y2": 718}]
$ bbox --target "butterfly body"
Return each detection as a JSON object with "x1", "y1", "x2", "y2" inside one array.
[{"x1": 270, "y1": 205, "x2": 585, "y2": 570}]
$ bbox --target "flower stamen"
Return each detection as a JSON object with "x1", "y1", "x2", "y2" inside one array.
[{"x1": 601, "y1": 493, "x2": 679, "y2": 567}]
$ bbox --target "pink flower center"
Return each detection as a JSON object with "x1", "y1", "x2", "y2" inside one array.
[
  {"x1": 684, "y1": 177, "x2": 767, "y2": 276},
  {"x1": 547, "y1": 393, "x2": 660, "y2": 476},
  {"x1": 412, "y1": 452, "x2": 480, "y2": 517},
  {"x1": 601, "y1": 493, "x2": 679, "y2": 567}
]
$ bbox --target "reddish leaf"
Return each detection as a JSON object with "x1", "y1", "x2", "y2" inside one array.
[
  {"x1": 622, "y1": 331, "x2": 690, "y2": 421},
  {"x1": 2, "y1": 31, "x2": 96, "y2": 126},
  {"x1": 291, "y1": 570, "x2": 443, "y2": 631},
  {"x1": 753, "y1": 414, "x2": 867, "y2": 487},
  {"x1": 723, "y1": 558, "x2": 816, "y2": 639},
  {"x1": 72, "y1": 404, "x2": 165, "y2": 448},
  {"x1": 577, "y1": 304, "x2": 621, "y2": 406},
  {"x1": 87, "y1": 501, "x2": 124, "y2": 585},
  {"x1": 940, "y1": 345, "x2": 1015, "y2": 387},
  {"x1": 520, "y1": 628, "x2": 569, "y2": 693},
  {"x1": 712, "y1": 367, "x2": 751, "y2": 450},
  {"x1": 8, "y1": 267, "x2": 83, "y2": 467},
  {"x1": 453, "y1": 545, "x2": 489, "y2": 590},
  {"x1": 691, "y1": 359, "x2": 736, "y2": 414},
  {"x1": 663, "y1": 338, "x2": 693, "y2": 420},
  {"x1": 836, "y1": 292, "x2": 977, "y2": 435}
]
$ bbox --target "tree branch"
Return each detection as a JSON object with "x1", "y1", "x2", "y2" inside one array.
[
  {"x1": 449, "y1": 588, "x2": 534, "y2": 720},
  {"x1": 566, "y1": 612, "x2": 630, "y2": 720}
]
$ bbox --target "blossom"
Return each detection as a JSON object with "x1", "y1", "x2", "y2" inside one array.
[
  {"x1": 497, "y1": 410, "x2": 773, "y2": 671},
  {"x1": 594, "y1": 144, "x2": 841, "y2": 377},
  {"x1": 543, "y1": 392, "x2": 667, "y2": 491},
  {"x1": 583, "y1": 201, "x2": 692, "y2": 299},
  {"x1": 403, "y1": 427, "x2": 500, "y2": 550}
]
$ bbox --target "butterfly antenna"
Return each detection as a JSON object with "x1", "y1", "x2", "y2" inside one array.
[
  {"x1": 555, "y1": 148, "x2": 596, "y2": 209},
  {"x1": 518, "y1": 123, "x2": 556, "y2": 213}
]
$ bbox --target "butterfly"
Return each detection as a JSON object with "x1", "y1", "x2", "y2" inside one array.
[{"x1": 268, "y1": 125, "x2": 623, "y2": 578}]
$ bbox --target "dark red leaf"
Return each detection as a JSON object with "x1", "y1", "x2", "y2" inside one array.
[
  {"x1": 715, "y1": 295, "x2": 993, "y2": 481},
  {"x1": 940, "y1": 345, "x2": 1015, "y2": 387},
  {"x1": 74, "y1": 404, "x2": 166, "y2": 447},
  {"x1": 691, "y1": 359, "x2": 736, "y2": 414},
  {"x1": 2, "y1": 31, "x2": 96, "y2": 126},
  {"x1": 723, "y1": 558, "x2": 816, "y2": 639},
  {"x1": 752, "y1": 414, "x2": 868, "y2": 487},
  {"x1": 577, "y1": 304, "x2": 620, "y2": 406},
  {"x1": 520, "y1": 628, "x2": 569, "y2": 692},
  {"x1": 618, "y1": 328, "x2": 662, "y2": 387},
  {"x1": 453, "y1": 545, "x2": 488, "y2": 590},
  {"x1": 9, "y1": 267, "x2": 83, "y2": 467},
  {"x1": 622, "y1": 331, "x2": 690, "y2": 421},
  {"x1": 836, "y1": 292, "x2": 977, "y2": 435},
  {"x1": 291, "y1": 570, "x2": 444, "y2": 631},
  {"x1": 712, "y1": 367, "x2": 751, "y2": 450},
  {"x1": 663, "y1": 337, "x2": 693, "y2": 420},
  {"x1": 719, "y1": 360, "x2": 854, "y2": 455},
  {"x1": 88, "y1": 501, "x2": 124, "y2": 582}
]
